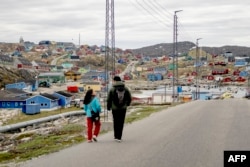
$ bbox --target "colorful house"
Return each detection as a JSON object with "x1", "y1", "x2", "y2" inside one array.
[
  {"x1": 0, "y1": 54, "x2": 14, "y2": 66},
  {"x1": 81, "y1": 81, "x2": 102, "y2": 92},
  {"x1": 53, "y1": 91, "x2": 73, "y2": 108},
  {"x1": 64, "y1": 70, "x2": 82, "y2": 81},
  {"x1": 31, "y1": 60, "x2": 50, "y2": 72},
  {"x1": 5, "y1": 80, "x2": 38, "y2": 92},
  {"x1": 0, "y1": 89, "x2": 71, "y2": 112},
  {"x1": 147, "y1": 73, "x2": 163, "y2": 81},
  {"x1": 26, "y1": 93, "x2": 60, "y2": 111},
  {"x1": 234, "y1": 57, "x2": 248, "y2": 67},
  {"x1": 154, "y1": 67, "x2": 167, "y2": 75},
  {"x1": 14, "y1": 57, "x2": 33, "y2": 69},
  {"x1": 38, "y1": 72, "x2": 65, "y2": 83},
  {"x1": 82, "y1": 71, "x2": 106, "y2": 81}
]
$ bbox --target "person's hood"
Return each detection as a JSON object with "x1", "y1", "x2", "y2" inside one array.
[{"x1": 113, "y1": 81, "x2": 125, "y2": 88}]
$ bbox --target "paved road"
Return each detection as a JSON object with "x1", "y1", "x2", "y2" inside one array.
[{"x1": 20, "y1": 99, "x2": 250, "y2": 167}]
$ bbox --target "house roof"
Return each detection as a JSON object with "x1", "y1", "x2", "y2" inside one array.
[
  {"x1": 81, "y1": 81, "x2": 101, "y2": 85},
  {"x1": 18, "y1": 57, "x2": 32, "y2": 65},
  {"x1": 40, "y1": 93, "x2": 59, "y2": 100},
  {"x1": 0, "y1": 54, "x2": 14, "y2": 62},
  {"x1": 55, "y1": 91, "x2": 73, "y2": 97},
  {"x1": 5, "y1": 88, "x2": 29, "y2": 95},
  {"x1": 0, "y1": 95, "x2": 27, "y2": 101},
  {"x1": 39, "y1": 72, "x2": 64, "y2": 77},
  {"x1": 33, "y1": 60, "x2": 49, "y2": 67},
  {"x1": 0, "y1": 89, "x2": 29, "y2": 101}
]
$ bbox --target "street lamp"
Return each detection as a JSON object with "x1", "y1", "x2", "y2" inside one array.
[
  {"x1": 195, "y1": 38, "x2": 202, "y2": 100},
  {"x1": 172, "y1": 10, "x2": 182, "y2": 103}
]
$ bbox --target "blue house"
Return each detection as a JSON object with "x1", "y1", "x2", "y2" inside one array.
[
  {"x1": 239, "y1": 71, "x2": 249, "y2": 77},
  {"x1": 147, "y1": 73, "x2": 157, "y2": 81},
  {"x1": 0, "y1": 90, "x2": 60, "y2": 112},
  {"x1": 155, "y1": 73, "x2": 164, "y2": 80},
  {"x1": 25, "y1": 93, "x2": 60, "y2": 110},
  {"x1": 118, "y1": 59, "x2": 125, "y2": 64},
  {"x1": 147, "y1": 73, "x2": 163, "y2": 81},
  {"x1": 5, "y1": 82, "x2": 27, "y2": 90},
  {"x1": 142, "y1": 56, "x2": 151, "y2": 62},
  {"x1": 0, "y1": 96, "x2": 27, "y2": 109},
  {"x1": 5, "y1": 80, "x2": 38, "y2": 92},
  {"x1": 235, "y1": 57, "x2": 248, "y2": 67},
  {"x1": 0, "y1": 89, "x2": 30, "y2": 109},
  {"x1": 154, "y1": 67, "x2": 167, "y2": 75},
  {"x1": 53, "y1": 91, "x2": 73, "y2": 108},
  {"x1": 82, "y1": 71, "x2": 107, "y2": 81}
]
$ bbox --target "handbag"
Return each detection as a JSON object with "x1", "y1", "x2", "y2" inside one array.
[
  {"x1": 90, "y1": 105, "x2": 100, "y2": 122},
  {"x1": 91, "y1": 110, "x2": 100, "y2": 121}
]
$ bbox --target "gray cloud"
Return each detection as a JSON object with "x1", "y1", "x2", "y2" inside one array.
[{"x1": 0, "y1": 0, "x2": 250, "y2": 49}]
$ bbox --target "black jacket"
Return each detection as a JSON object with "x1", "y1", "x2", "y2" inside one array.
[{"x1": 107, "y1": 81, "x2": 132, "y2": 110}]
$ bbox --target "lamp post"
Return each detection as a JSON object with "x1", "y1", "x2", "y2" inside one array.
[
  {"x1": 195, "y1": 38, "x2": 202, "y2": 100},
  {"x1": 172, "y1": 10, "x2": 182, "y2": 103}
]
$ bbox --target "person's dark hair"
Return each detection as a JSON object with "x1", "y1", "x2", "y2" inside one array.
[
  {"x1": 83, "y1": 89, "x2": 94, "y2": 104},
  {"x1": 113, "y1": 76, "x2": 121, "y2": 81}
]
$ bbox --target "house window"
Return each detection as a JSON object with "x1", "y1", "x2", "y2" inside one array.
[
  {"x1": 7, "y1": 102, "x2": 10, "y2": 106},
  {"x1": 2, "y1": 102, "x2": 5, "y2": 106},
  {"x1": 45, "y1": 103, "x2": 48, "y2": 106},
  {"x1": 15, "y1": 102, "x2": 19, "y2": 107},
  {"x1": 41, "y1": 103, "x2": 44, "y2": 106},
  {"x1": 20, "y1": 102, "x2": 23, "y2": 106}
]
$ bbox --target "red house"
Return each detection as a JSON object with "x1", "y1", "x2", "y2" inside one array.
[
  {"x1": 233, "y1": 70, "x2": 240, "y2": 76},
  {"x1": 212, "y1": 69, "x2": 228, "y2": 75}
]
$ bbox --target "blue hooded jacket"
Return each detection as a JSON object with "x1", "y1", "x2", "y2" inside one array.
[{"x1": 84, "y1": 97, "x2": 102, "y2": 118}]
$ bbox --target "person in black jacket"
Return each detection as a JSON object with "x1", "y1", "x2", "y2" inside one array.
[{"x1": 107, "y1": 76, "x2": 132, "y2": 142}]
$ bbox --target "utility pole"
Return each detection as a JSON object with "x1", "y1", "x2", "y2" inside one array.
[
  {"x1": 79, "y1": 33, "x2": 80, "y2": 46},
  {"x1": 104, "y1": 0, "x2": 115, "y2": 121},
  {"x1": 195, "y1": 38, "x2": 202, "y2": 100},
  {"x1": 172, "y1": 10, "x2": 182, "y2": 103}
]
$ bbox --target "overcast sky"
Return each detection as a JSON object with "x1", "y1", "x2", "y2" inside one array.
[{"x1": 0, "y1": 0, "x2": 250, "y2": 49}]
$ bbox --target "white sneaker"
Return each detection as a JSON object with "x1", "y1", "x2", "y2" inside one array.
[
  {"x1": 93, "y1": 135, "x2": 98, "y2": 142},
  {"x1": 115, "y1": 139, "x2": 121, "y2": 143}
]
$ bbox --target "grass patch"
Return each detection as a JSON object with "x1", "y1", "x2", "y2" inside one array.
[
  {"x1": 125, "y1": 106, "x2": 166, "y2": 124},
  {"x1": 0, "y1": 124, "x2": 84, "y2": 164}
]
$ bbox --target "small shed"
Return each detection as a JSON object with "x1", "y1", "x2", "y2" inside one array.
[{"x1": 22, "y1": 104, "x2": 40, "y2": 114}]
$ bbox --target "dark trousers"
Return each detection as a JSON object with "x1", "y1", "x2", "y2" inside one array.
[{"x1": 112, "y1": 108, "x2": 126, "y2": 140}]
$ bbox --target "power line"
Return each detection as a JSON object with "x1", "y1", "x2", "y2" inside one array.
[
  {"x1": 146, "y1": 0, "x2": 173, "y2": 22},
  {"x1": 131, "y1": 0, "x2": 171, "y2": 28},
  {"x1": 127, "y1": 0, "x2": 195, "y2": 45}
]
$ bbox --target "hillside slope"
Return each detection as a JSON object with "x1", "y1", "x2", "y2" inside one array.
[
  {"x1": 131, "y1": 41, "x2": 250, "y2": 57},
  {"x1": 0, "y1": 66, "x2": 37, "y2": 88}
]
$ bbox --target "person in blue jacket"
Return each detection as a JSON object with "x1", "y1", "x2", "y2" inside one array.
[{"x1": 83, "y1": 89, "x2": 102, "y2": 143}]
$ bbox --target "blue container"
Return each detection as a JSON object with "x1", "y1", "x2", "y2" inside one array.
[
  {"x1": 22, "y1": 104, "x2": 40, "y2": 115},
  {"x1": 177, "y1": 86, "x2": 182, "y2": 93}
]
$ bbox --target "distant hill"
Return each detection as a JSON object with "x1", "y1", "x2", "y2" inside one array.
[{"x1": 131, "y1": 41, "x2": 250, "y2": 57}]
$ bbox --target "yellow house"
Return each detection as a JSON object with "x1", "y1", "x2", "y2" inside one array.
[
  {"x1": 64, "y1": 70, "x2": 82, "y2": 81},
  {"x1": 81, "y1": 81, "x2": 102, "y2": 92},
  {"x1": 136, "y1": 66, "x2": 143, "y2": 72}
]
